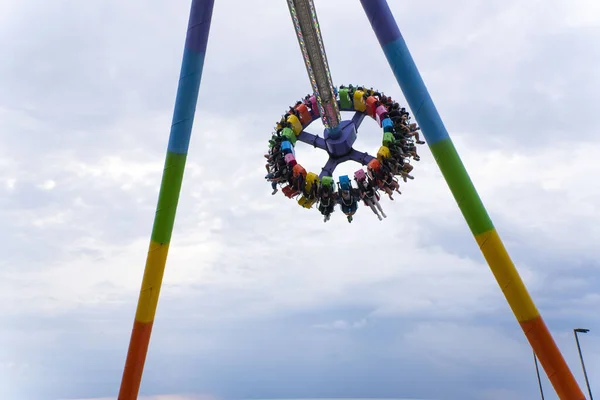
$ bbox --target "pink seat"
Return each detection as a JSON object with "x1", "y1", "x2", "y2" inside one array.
[
  {"x1": 375, "y1": 105, "x2": 389, "y2": 127},
  {"x1": 285, "y1": 153, "x2": 297, "y2": 167},
  {"x1": 309, "y1": 95, "x2": 319, "y2": 117},
  {"x1": 354, "y1": 169, "x2": 367, "y2": 181}
]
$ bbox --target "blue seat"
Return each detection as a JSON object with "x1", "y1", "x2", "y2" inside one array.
[
  {"x1": 382, "y1": 118, "x2": 394, "y2": 133},
  {"x1": 281, "y1": 140, "x2": 294, "y2": 155},
  {"x1": 339, "y1": 175, "x2": 351, "y2": 191}
]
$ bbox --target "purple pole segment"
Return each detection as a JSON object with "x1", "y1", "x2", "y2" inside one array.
[
  {"x1": 359, "y1": 0, "x2": 400, "y2": 47},
  {"x1": 332, "y1": 149, "x2": 374, "y2": 165},
  {"x1": 319, "y1": 157, "x2": 339, "y2": 178},
  {"x1": 318, "y1": 150, "x2": 375, "y2": 179},
  {"x1": 351, "y1": 112, "x2": 366, "y2": 129},
  {"x1": 297, "y1": 131, "x2": 328, "y2": 151},
  {"x1": 324, "y1": 120, "x2": 357, "y2": 156},
  {"x1": 185, "y1": 0, "x2": 215, "y2": 53},
  {"x1": 347, "y1": 149, "x2": 375, "y2": 165}
]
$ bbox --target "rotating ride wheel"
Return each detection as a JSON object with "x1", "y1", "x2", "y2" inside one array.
[{"x1": 264, "y1": 85, "x2": 425, "y2": 223}]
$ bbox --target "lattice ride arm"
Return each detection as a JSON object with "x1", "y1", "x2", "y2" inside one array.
[{"x1": 287, "y1": 0, "x2": 341, "y2": 131}]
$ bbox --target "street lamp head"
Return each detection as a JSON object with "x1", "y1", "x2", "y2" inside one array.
[{"x1": 575, "y1": 328, "x2": 590, "y2": 333}]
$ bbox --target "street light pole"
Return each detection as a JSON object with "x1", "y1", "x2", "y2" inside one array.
[
  {"x1": 533, "y1": 349, "x2": 545, "y2": 399},
  {"x1": 574, "y1": 328, "x2": 594, "y2": 400}
]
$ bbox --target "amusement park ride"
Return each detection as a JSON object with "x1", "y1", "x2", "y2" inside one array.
[{"x1": 116, "y1": 1, "x2": 589, "y2": 399}]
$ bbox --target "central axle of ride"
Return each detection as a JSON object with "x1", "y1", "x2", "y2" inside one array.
[
  {"x1": 287, "y1": 0, "x2": 342, "y2": 136},
  {"x1": 296, "y1": 110, "x2": 372, "y2": 178}
]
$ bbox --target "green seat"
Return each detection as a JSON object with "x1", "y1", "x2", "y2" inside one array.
[
  {"x1": 281, "y1": 127, "x2": 297, "y2": 146},
  {"x1": 338, "y1": 88, "x2": 353, "y2": 110},
  {"x1": 382, "y1": 132, "x2": 396, "y2": 147},
  {"x1": 321, "y1": 175, "x2": 334, "y2": 187}
]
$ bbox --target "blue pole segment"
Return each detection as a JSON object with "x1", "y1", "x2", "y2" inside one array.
[
  {"x1": 326, "y1": 125, "x2": 342, "y2": 139},
  {"x1": 359, "y1": 0, "x2": 450, "y2": 146},
  {"x1": 166, "y1": 0, "x2": 214, "y2": 155}
]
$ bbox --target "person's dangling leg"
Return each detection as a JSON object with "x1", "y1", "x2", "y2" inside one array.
[
  {"x1": 375, "y1": 198, "x2": 386, "y2": 218},
  {"x1": 367, "y1": 199, "x2": 381, "y2": 220}
]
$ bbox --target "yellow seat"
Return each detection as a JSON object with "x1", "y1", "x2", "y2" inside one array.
[
  {"x1": 377, "y1": 145, "x2": 391, "y2": 160},
  {"x1": 297, "y1": 172, "x2": 319, "y2": 209},
  {"x1": 353, "y1": 90, "x2": 366, "y2": 112},
  {"x1": 287, "y1": 114, "x2": 303, "y2": 135},
  {"x1": 298, "y1": 196, "x2": 317, "y2": 209},
  {"x1": 305, "y1": 172, "x2": 319, "y2": 193}
]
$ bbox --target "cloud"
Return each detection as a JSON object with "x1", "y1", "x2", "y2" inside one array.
[
  {"x1": 0, "y1": 0, "x2": 599, "y2": 399},
  {"x1": 67, "y1": 396, "x2": 214, "y2": 400}
]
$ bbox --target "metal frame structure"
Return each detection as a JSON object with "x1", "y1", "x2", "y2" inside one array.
[
  {"x1": 574, "y1": 328, "x2": 594, "y2": 400},
  {"x1": 287, "y1": 0, "x2": 341, "y2": 132},
  {"x1": 116, "y1": 1, "x2": 587, "y2": 399}
]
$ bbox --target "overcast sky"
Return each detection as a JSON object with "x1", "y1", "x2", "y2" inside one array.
[{"x1": 1, "y1": 0, "x2": 599, "y2": 399}]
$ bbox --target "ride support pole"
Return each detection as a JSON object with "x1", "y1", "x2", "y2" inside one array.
[
  {"x1": 359, "y1": 1, "x2": 586, "y2": 399},
  {"x1": 117, "y1": 1, "x2": 214, "y2": 399},
  {"x1": 287, "y1": 0, "x2": 342, "y2": 134}
]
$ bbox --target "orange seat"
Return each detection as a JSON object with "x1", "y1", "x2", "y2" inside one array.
[
  {"x1": 366, "y1": 96, "x2": 378, "y2": 118},
  {"x1": 293, "y1": 164, "x2": 307, "y2": 178},
  {"x1": 294, "y1": 104, "x2": 312, "y2": 126},
  {"x1": 368, "y1": 158, "x2": 382, "y2": 172}
]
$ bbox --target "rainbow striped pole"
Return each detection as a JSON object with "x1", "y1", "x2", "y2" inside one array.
[
  {"x1": 117, "y1": 1, "x2": 214, "y2": 399},
  {"x1": 359, "y1": 1, "x2": 586, "y2": 399}
]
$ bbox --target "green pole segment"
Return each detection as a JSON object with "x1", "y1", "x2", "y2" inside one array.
[{"x1": 118, "y1": 1, "x2": 215, "y2": 399}]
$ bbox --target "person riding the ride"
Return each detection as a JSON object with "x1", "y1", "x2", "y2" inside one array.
[
  {"x1": 408, "y1": 123, "x2": 425, "y2": 144},
  {"x1": 317, "y1": 179, "x2": 336, "y2": 222},
  {"x1": 369, "y1": 162, "x2": 398, "y2": 201},
  {"x1": 356, "y1": 174, "x2": 386, "y2": 221},
  {"x1": 335, "y1": 175, "x2": 358, "y2": 223},
  {"x1": 338, "y1": 188, "x2": 358, "y2": 223},
  {"x1": 264, "y1": 173, "x2": 277, "y2": 195},
  {"x1": 305, "y1": 177, "x2": 319, "y2": 200},
  {"x1": 265, "y1": 161, "x2": 285, "y2": 195},
  {"x1": 396, "y1": 156, "x2": 414, "y2": 181},
  {"x1": 381, "y1": 156, "x2": 400, "y2": 175},
  {"x1": 264, "y1": 144, "x2": 282, "y2": 173},
  {"x1": 405, "y1": 142, "x2": 420, "y2": 161},
  {"x1": 381, "y1": 168, "x2": 401, "y2": 199},
  {"x1": 291, "y1": 172, "x2": 305, "y2": 196}
]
